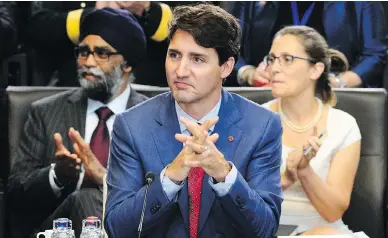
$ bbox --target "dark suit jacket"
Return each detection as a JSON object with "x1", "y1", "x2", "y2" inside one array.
[
  {"x1": 227, "y1": 1, "x2": 388, "y2": 87},
  {"x1": 0, "y1": 1, "x2": 18, "y2": 62},
  {"x1": 7, "y1": 87, "x2": 148, "y2": 238},
  {"x1": 105, "y1": 89, "x2": 283, "y2": 238}
]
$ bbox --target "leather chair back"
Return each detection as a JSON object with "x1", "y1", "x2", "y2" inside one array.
[
  {"x1": 7, "y1": 86, "x2": 74, "y2": 169},
  {"x1": 6, "y1": 86, "x2": 387, "y2": 238}
]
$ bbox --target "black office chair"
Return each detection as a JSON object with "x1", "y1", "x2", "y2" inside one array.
[{"x1": 4, "y1": 86, "x2": 387, "y2": 238}]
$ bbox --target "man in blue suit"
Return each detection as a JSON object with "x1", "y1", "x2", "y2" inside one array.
[{"x1": 105, "y1": 4, "x2": 283, "y2": 238}]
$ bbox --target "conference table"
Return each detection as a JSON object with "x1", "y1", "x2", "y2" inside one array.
[
  {"x1": 278, "y1": 235, "x2": 368, "y2": 238},
  {"x1": 276, "y1": 225, "x2": 369, "y2": 237}
]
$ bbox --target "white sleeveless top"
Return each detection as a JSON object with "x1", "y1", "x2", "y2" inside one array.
[{"x1": 262, "y1": 99, "x2": 361, "y2": 234}]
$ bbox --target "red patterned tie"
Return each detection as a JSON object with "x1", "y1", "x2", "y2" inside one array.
[
  {"x1": 188, "y1": 167, "x2": 205, "y2": 238},
  {"x1": 89, "y1": 107, "x2": 113, "y2": 168}
]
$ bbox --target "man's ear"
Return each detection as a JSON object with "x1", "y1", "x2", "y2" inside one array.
[
  {"x1": 220, "y1": 57, "x2": 235, "y2": 79},
  {"x1": 121, "y1": 61, "x2": 132, "y2": 73}
]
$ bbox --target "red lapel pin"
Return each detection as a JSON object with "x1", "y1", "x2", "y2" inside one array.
[{"x1": 228, "y1": 136, "x2": 234, "y2": 142}]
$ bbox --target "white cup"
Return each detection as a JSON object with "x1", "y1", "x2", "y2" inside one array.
[{"x1": 36, "y1": 230, "x2": 53, "y2": 238}]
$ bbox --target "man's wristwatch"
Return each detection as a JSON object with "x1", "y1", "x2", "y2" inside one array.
[
  {"x1": 332, "y1": 75, "x2": 346, "y2": 88},
  {"x1": 336, "y1": 76, "x2": 346, "y2": 88},
  {"x1": 213, "y1": 163, "x2": 232, "y2": 184},
  {"x1": 53, "y1": 175, "x2": 64, "y2": 187},
  {"x1": 51, "y1": 163, "x2": 70, "y2": 187}
]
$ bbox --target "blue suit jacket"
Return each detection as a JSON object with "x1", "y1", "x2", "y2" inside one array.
[
  {"x1": 229, "y1": 1, "x2": 387, "y2": 87},
  {"x1": 105, "y1": 89, "x2": 283, "y2": 238}
]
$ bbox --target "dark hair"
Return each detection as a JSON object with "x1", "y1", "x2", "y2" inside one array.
[
  {"x1": 275, "y1": 26, "x2": 349, "y2": 106},
  {"x1": 168, "y1": 4, "x2": 241, "y2": 65}
]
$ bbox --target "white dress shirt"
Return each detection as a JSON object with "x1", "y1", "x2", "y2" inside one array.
[
  {"x1": 49, "y1": 86, "x2": 131, "y2": 196},
  {"x1": 161, "y1": 96, "x2": 238, "y2": 201}
]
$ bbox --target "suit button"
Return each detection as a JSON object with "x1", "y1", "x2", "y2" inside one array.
[
  {"x1": 235, "y1": 196, "x2": 242, "y2": 203},
  {"x1": 150, "y1": 203, "x2": 161, "y2": 214},
  {"x1": 235, "y1": 196, "x2": 245, "y2": 209}
]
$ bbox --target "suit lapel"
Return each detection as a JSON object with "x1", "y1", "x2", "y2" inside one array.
[
  {"x1": 66, "y1": 86, "x2": 144, "y2": 135},
  {"x1": 152, "y1": 93, "x2": 182, "y2": 167},
  {"x1": 178, "y1": 183, "x2": 190, "y2": 232},
  {"x1": 198, "y1": 89, "x2": 244, "y2": 233},
  {"x1": 64, "y1": 86, "x2": 144, "y2": 146},
  {"x1": 152, "y1": 93, "x2": 189, "y2": 229},
  {"x1": 323, "y1": 1, "x2": 346, "y2": 48},
  {"x1": 126, "y1": 86, "x2": 146, "y2": 109},
  {"x1": 243, "y1": 2, "x2": 279, "y2": 63},
  {"x1": 66, "y1": 89, "x2": 87, "y2": 140},
  {"x1": 59, "y1": 89, "x2": 87, "y2": 194}
]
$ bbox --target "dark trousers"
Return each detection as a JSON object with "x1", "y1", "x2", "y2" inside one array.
[{"x1": 40, "y1": 188, "x2": 103, "y2": 237}]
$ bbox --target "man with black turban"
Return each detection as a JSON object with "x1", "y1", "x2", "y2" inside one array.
[{"x1": 7, "y1": 8, "x2": 149, "y2": 238}]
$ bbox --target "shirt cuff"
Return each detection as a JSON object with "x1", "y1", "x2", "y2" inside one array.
[
  {"x1": 237, "y1": 65, "x2": 256, "y2": 85},
  {"x1": 75, "y1": 164, "x2": 85, "y2": 191},
  {"x1": 49, "y1": 163, "x2": 84, "y2": 197},
  {"x1": 160, "y1": 166, "x2": 185, "y2": 201},
  {"x1": 208, "y1": 162, "x2": 237, "y2": 197},
  {"x1": 49, "y1": 164, "x2": 64, "y2": 197}
]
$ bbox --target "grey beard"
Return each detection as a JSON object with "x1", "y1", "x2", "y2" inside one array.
[{"x1": 78, "y1": 65, "x2": 124, "y2": 103}]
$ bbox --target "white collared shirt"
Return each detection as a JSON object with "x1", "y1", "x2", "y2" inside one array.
[
  {"x1": 161, "y1": 96, "x2": 238, "y2": 201},
  {"x1": 49, "y1": 85, "x2": 131, "y2": 196},
  {"x1": 174, "y1": 97, "x2": 221, "y2": 135},
  {"x1": 85, "y1": 85, "x2": 131, "y2": 143}
]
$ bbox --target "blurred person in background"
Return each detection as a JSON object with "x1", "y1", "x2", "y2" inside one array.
[
  {"x1": 0, "y1": 1, "x2": 18, "y2": 63},
  {"x1": 0, "y1": 1, "x2": 24, "y2": 190},
  {"x1": 24, "y1": 1, "x2": 172, "y2": 86},
  {"x1": 227, "y1": 1, "x2": 387, "y2": 88},
  {"x1": 24, "y1": 1, "x2": 219, "y2": 87}
]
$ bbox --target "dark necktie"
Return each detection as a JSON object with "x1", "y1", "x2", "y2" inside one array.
[
  {"x1": 89, "y1": 107, "x2": 113, "y2": 168},
  {"x1": 188, "y1": 122, "x2": 205, "y2": 238}
]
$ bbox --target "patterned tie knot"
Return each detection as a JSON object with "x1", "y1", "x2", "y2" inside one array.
[{"x1": 96, "y1": 107, "x2": 113, "y2": 121}]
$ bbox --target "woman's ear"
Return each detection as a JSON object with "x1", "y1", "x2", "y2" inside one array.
[{"x1": 310, "y1": 62, "x2": 325, "y2": 81}]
